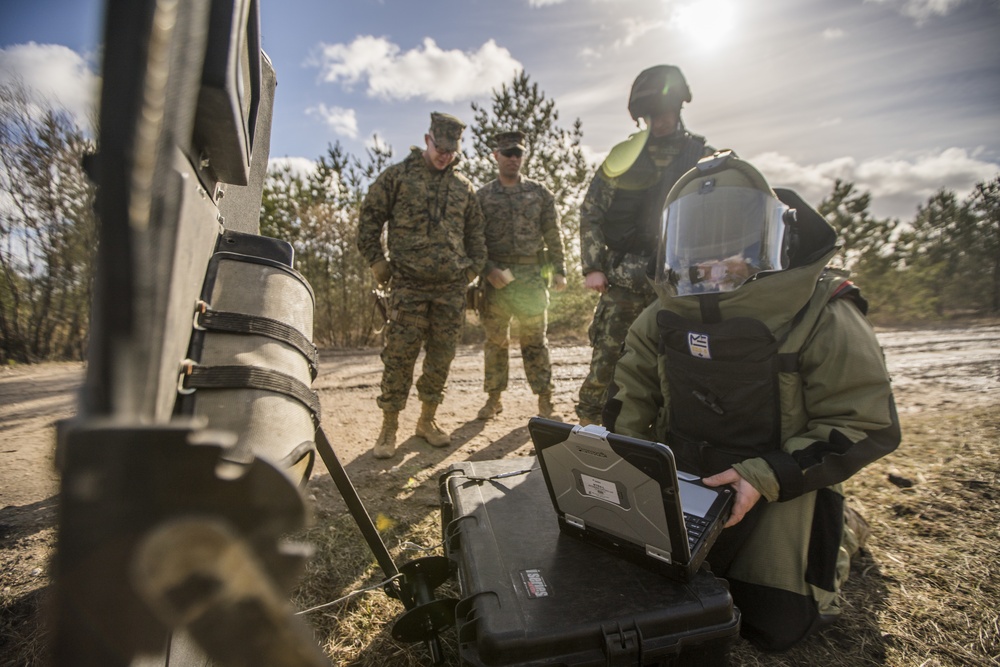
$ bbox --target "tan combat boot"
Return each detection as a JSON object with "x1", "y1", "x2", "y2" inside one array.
[
  {"x1": 537, "y1": 392, "x2": 555, "y2": 418},
  {"x1": 476, "y1": 392, "x2": 504, "y2": 420},
  {"x1": 415, "y1": 402, "x2": 451, "y2": 447},
  {"x1": 373, "y1": 410, "x2": 399, "y2": 459}
]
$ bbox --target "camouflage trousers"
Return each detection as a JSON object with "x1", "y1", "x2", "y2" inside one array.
[
  {"x1": 575, "y1": 285, "x2": 656, "y2": 422},
  {"x1": 377, "y1": 285, "x2": 466, "y2": 413},
  {"x1": 481, "y1": 274, "x2": 552, "y2": 395}
]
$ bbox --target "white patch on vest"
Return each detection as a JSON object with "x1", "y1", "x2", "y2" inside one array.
[{"x1": 688, "y1": 332, "x2": 711, "y2": 359}]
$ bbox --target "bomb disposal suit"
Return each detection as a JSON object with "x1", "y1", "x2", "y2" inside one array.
[{"x1": 604, "y1": 152, "x2": 901, "y2": 650}]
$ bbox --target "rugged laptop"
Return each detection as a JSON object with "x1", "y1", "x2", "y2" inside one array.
[{"x1": 528, "y1": 417, "x2": 734, "y2": 580}]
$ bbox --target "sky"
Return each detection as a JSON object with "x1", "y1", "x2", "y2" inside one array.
[{"x1": 2, "y1": 0, "x2": 999, "y2": 220}]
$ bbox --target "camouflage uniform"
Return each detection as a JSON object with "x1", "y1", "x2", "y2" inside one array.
[
  {"x1": 575, "y1": 127, "x2": 712, "y2": 423},
  {"x1": 477, "y1": 173, "x2": 565, "y2": 396},
  {"x1": 357, "y1": 121, "x2": 486, "y2": 414}
]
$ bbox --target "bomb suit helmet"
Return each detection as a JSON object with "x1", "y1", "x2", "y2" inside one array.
[{"x1": 656, "y1": 150, "x2": 793, "y2": 296}]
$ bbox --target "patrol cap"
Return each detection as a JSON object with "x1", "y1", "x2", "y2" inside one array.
[
  {"x1": 494, "y1": 131, "x2": 526, "y2": 152},
  {"x1": 429, "y1": 112, "x2": 466, "y2": 151}
]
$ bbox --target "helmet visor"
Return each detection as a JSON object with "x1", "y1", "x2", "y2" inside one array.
[{"x1": 656, "y1": 186, "x2": 789, "y2": 296}]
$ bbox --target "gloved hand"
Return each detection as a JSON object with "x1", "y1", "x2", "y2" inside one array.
[
  {"x1": 552, "y1": 274, "x2": 567, "y2": 292},
  {"x1": 371, "y1": 258, "x2": 391, "y2": 286}
]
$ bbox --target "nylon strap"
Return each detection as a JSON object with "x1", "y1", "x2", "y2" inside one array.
[
  {"x1": 183, "y1": 365, "x2": 321, "y2": 418},
  {"x1": 388, "y1": 308, "x2": 430, "y2": 329},
  {"x1": 199, "y1": 309, "x2": 319, "y2": 379}
]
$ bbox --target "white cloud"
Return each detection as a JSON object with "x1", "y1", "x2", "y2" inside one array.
[
  {"x1": 0, "y1": 43, "x2": 99, "y2": 131},
  {"x1": 749, "y1": 148, "x2": 998, "y2": 218},
  {"x1": 267, "y1": 156, "x2": 318, "y2": 179},
  {"x1": 310, "y1": 36, "x2": 522, "y2": 103},
  {"x1": 615, "y1": 18, "x2": 666, "y2": 49},
  {"x1": 864, "y1": 0, "x2": 972, "y2": 23},
  {"x1": 306, "y1": 103, "x2": 359, "y2": 139},
  {"x1": 822, "y1": 28, "x2": 846, "y2": 40},
  {"x1": 854, "y1": 148, "x2": 998, "y2": 199},
  {"x1": 528, "y1": 0, "x2": 567, "y2": 5}
]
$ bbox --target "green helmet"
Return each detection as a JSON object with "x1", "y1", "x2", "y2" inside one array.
[
  {"x1": 655, "y1": 150, "x2": 793, "y2": 296},
  {"x1": 628, "y1": 65, "x2": 692, "y2": 121}
]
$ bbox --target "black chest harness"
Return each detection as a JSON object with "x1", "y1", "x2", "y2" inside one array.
[
  {"x1": 655, "y1": 280, "x2": 865, "y2": 476},
  {"x1": 601, "y1": 135, "x2": 706, "y2": 257}
]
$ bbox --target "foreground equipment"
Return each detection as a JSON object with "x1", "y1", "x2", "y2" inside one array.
[{"x1": 53, "y1": 0, "x2": 455, "y2": 664}]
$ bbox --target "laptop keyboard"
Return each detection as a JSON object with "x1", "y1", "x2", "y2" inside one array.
[{"x1": 684, "y1": 513, "x2": 710, "y2": 550}]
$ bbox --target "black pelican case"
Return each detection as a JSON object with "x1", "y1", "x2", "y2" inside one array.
[{"x1": 439, "y1": 457, "x2": 740, "y2": 666}]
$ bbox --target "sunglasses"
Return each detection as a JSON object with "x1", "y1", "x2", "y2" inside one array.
[{"x1": 499, "y1": 148, "x2": 523, "y2": 158}]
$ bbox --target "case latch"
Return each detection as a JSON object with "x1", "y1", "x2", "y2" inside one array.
[{"x1": 603, "y1": 622, "x2": 641, "y2": 665}]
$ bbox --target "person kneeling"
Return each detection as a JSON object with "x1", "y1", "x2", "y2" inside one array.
[{"x1": 604, "y1": 151, "x2": 900, "y2": 651}]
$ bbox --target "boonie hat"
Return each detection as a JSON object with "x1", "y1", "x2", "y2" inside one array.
[{"x1": 429, "y1": 112, "x2": 466, "y2": 151}]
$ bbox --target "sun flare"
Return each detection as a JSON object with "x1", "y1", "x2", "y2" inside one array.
[{"x1": 670, "y1": 0, "x2": 737, "y2": 49}]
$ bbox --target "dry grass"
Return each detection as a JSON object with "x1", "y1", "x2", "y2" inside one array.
[
  {"x1": 0, "y1": 529, "x2": 54, "y2": 667},
  {"x1": 2, "y1": 390, "x2": 997, "y2": 666},
  {"x1": 291, "y1": 405, "x2": 1000, "y2": 666},
  {"x1": 292, "y1": 511, "x2": 456, "y2": 666}
]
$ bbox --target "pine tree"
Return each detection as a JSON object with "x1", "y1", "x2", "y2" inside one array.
[
  {"x1": 0, "y1": 77, "x2": 97, "y2": 363},
  {"x1": 465, "y1": 70, "x2": 591, "y2": 269},
  {"x1": 259, "y1": 140, "x2": 396, "y2": 346},
  {"x1": 959, "y1": 176, "x2": 1000, "y2": 313}
]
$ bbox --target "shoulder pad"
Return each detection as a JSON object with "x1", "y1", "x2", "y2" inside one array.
[
  {"x1": 820, "y1": 269, "x2": 869, "y2": 315},
  {"x1": 601, "y1": 129, "x2": 649, "y2": 179}
]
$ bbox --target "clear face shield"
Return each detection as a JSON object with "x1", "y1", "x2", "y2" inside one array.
[{"x1": 656, "y1": 185, "x2": 790, "y2": 296}]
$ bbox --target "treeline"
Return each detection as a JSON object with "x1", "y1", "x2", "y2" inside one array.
[
  {"x1": 822, "y1": 178, "x2": 1000, "y2": 321},
  {"x1": 1, "y1": 78, "x2": 98, "y2": 365},
  {"x1": 1, "y1": 72, "x2": 997, "y2": 363}
]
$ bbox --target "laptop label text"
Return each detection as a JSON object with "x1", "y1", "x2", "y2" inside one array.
[{"x1": 580, "y1": 473, "x2": 622, "y2": 506}]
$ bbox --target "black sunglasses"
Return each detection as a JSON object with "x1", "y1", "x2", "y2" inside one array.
[{"x1": 499, "y1": 148, "x2": 523, "y2": 158}]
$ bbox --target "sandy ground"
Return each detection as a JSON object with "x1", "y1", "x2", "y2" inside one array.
[{"x1": 1, "y1": 323, "x2": 998, "y2": 663}]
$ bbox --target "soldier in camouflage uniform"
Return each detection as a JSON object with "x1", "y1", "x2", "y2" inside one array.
[
  {"x1": 475, "y1": 131, "x2": 567, "y2": 421},
  {"x1": 357, "y1": 112, "x2": 486, "y2": 459},
  {"x1": 575, "y1": 65, "x2": 714, "y2": 425}
]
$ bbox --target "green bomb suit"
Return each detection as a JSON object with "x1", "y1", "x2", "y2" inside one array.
[{"x1": 606, "y1": 205, "x2": 900, "y2": 650}]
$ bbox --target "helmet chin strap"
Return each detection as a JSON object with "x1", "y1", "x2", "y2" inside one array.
[{"x1": 698, "y1": 293, "x2": 723, "y2": 324}]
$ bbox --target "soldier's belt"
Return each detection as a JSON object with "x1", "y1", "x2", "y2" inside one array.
[
  {"x1": 490, "y1": 254, "x2": 539, "y2": 266},
  {"x1": 388, "y1": 307, "x2": 430, "y2": 329}
]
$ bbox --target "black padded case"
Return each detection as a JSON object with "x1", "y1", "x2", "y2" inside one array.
[{"x1": 439, "y1": 457, "x2": 740, "y2": 666}]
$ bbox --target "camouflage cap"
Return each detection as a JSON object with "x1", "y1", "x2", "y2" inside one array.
[
  {"x1": 429, "y1": 112, "x2": 466, "y2": 151},
  {"x1": 494, "y1": 131, "x2": 526, "y2": 152}
]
